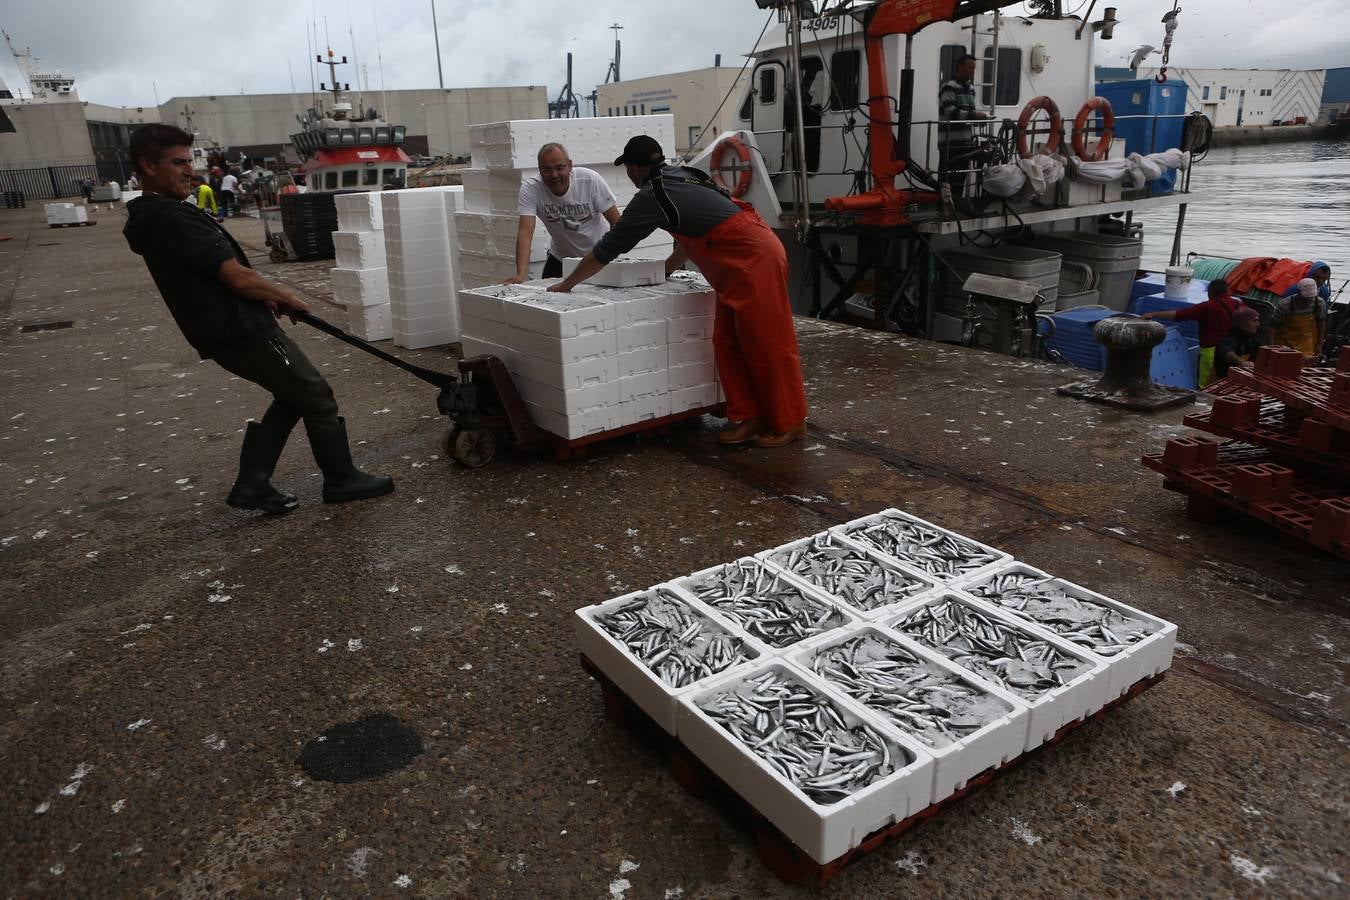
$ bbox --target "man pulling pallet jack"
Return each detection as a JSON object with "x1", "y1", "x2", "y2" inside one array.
[{"x1": 550, "y1": 136, "x2": 809, "y2": 448}]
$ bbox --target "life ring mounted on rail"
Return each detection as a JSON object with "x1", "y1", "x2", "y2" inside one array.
[
  {"x1": 1072, "y1": 96, "x2": 1116, "y2": 161},
  {"x1": 1016, "y1": 96, "x2": 1063, "y2": 159},
  {"x1": 710, "y1": 135, "x2": 753, "y2": 198}
]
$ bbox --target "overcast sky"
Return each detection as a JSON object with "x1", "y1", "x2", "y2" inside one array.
[{"x1": 0, "y1": 0, "x2": 1344, "y2": 108}]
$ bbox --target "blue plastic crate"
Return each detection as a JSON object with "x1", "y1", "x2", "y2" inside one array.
[
  {"x1": 1093, "y1": 79, "x2": 1188, "y2": 195},
  {"x1": 1128, "y1": 274, "x2": 1211, "y2": 312},
  {"x1": 1048, "y1": 307, "x2": 1116, "y2": 370},
  {"x1": 1150, "y1": 325, "x2": 1197, "y2": 389},
  {"x1": 1135, "y1": 294, "x2": 1205, "y2": 346}
]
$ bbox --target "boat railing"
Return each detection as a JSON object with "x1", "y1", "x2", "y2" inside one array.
[{"x1": 752, "y1": 111, "x2": 1200, "y2": 221}]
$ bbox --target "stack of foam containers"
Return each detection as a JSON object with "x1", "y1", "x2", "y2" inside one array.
[
  {"x1": 44, "y1": 202, "x2": 88, "y2": 225},
  {"x1": 457, "y1": 270, "x2": 720, "y2": 440},
  {"x1": 332, "y1": 191, "x2": 391, "y2": 341},
  {"x1": 380, "y1": 185, "x2": 465, "y2": 350},
  {"x1": 455, "y1": 116, "x2": 677, "y2": 290},
  {"x1": 573, "y1": 507, "x2": 1178, "y2": 865}
]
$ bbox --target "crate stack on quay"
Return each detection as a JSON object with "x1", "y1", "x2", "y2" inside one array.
[
  {"x1": 454, "y1": 115, "x2": 677, "y2": 287},
  {"x1": 574, "y1": 508, "x2": 1177, "y2": 871},
  {"x1": 457, "y1": 269, "x2": 722, "y2": 440},
  {"x1": 332, "y1": 192, "x2": 390, "y2": 341},
  {"x1": 381, "y1": 185, "x2": 466, "y2": 349},
  {"x1": 1143, "y1": 346, "x2": 1350, "y2": 558}
]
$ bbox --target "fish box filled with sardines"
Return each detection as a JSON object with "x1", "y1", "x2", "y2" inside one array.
[{"x1": 574, "y1": 506, "x2": 1177, "y2": 865}]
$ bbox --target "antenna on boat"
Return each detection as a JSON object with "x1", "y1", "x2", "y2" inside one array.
[
  {"x1": 603, "y1": 23, "x2": 623, "y2": 84},
  {"x1": 372, "y1": 0, "x2": 389, "y2": 120}
]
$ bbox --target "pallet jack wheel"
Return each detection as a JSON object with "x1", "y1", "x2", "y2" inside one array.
[
  {"x1": 269, "y1": 249, "x2": 288, "y2": 263},
  {"x1": 448, "y1": 426, "x2": 496, "y2": 468}
]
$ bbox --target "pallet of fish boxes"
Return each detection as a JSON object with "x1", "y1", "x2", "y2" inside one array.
[
  {"x1": 573, "y1": 507, "x2": 1177, "y2": 866},
  {"x1": 455, "y1": 116, "x2": 677, "y2": 289},
  {"x1": 380, "y1": 186, "x2": 465, "y2": 349},
  {"x1": 456, "y1": 270, "x2": 721, "y2": 440},
  {"x1": 332, "y1": 191, "x2": 391, "y2": 341}
]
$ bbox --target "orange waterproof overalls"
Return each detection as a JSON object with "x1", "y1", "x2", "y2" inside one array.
[{"x1": 672, "y1": 199, "x2": 809, "y2": 434}]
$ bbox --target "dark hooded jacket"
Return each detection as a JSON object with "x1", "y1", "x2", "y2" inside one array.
[
  {"x1": 123, "y1": 193, "x2": 278, "y2": 359},
  {"x1": 1282, "y1": 260, "x2": 1331, "y2": 301}
]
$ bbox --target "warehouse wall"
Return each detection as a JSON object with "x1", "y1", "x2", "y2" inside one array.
[{"x1": 596, "y1": 67, "x2": 750, "y2": 155}]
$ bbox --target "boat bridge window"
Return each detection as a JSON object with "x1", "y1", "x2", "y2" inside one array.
[
  {"x1": 363, "y1": 168, "x2": 379, "y2": 186},
  {"x1": 829, "y1": 50, "x2": 860, "y2": 110},
  {"x1": 980, "y1": 47, "x2": 1022, "y2": 106},
  {"x1": 759, "y1": 66, "x2": 778, "y2": 105},
  {"x1": 738, "y1": 89, "x2": 753, "y2": 122},
  {"x1": 358, "y1": 126, "x2": 373, "y2": 144},
  {"x1": 392, "y1": 126, "x2": 406, "y2": 142},
  {"x1": 375, "y1": 126, "x2": 390, "y2": 145},
  {"x1": 324, "y1": 171, "x2": 338, "y2": 190},
  {"x1": 1220, "y1": 86, "x2": 1228, "y2": 100},
  {"x1": 939, "y1": 44, "x2": 966, "y2": 83},
  {"x1": 340, "y1": 128, "x2": 357, "y2": 146},
  {"x1": 342, "y1": 169, "x2": 359, "y2": 187},
  {"x1": 326, "y1": 128, "x2": 340, "y2": 146}
]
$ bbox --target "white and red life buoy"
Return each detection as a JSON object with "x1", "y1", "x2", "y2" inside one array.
[{"x1": 710, "y1": 136, "x2": 753, "y2": 198}]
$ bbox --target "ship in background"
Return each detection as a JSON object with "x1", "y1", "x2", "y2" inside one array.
[{"x1": 289, "y1": 47, "x2": 411, "y2": 192}]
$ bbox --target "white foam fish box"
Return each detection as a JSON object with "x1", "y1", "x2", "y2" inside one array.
[
  {"x1": 668, "y1": 558, "x2": 858, "y2": 654},
  {"x1": 574, "y1": 586, "x2": 772, "y2": 734},
  {"x1": 669, "y1": 382, "x2": 721, "y2": 413},
  {"x1": 346, "y1": 302, "x2": 391, "y2": 342},
  {"x1": 755, "y1": 532, "x2": 943, "y2": 620},
  {"x1": 331, "y1": 266, "x2": 389, "y2": 307},
  {"x1": 880, "y1": 592, "x2": 1110, "y2": 751},
  {"x1": 336, "y1": 190, "x2": 384, "y2": 231},
  {"x1": 562, "y1": 256, "x2": 666, "y2": 288},
  {"x1": 831, "y1": 509, "x2": 1012, "y2": 586},
  {"x1": 501, "y1": 290, "x2": 619, "y2": 339},
  {"x1": 526, "y1": 399, "x2": 621, "y2": 440},
  {"x1": 45, "y1": 202, "x2": 87, "y2": 225},
  {"x1": 788, "y1": 623, "x2": 1029, "y2": 805},
  {"x1": 956, "y1": 562, "x2": 1178, "y2": 701},
  {"x1": 334, "y1": 230, "x2": 386, "y2": 269},
  {"x1": 677, "y1": 660, "x2": 936, "y2": 865},
  {"x1": 469, "y1": 115, "x2": 675, "y2": 169}
]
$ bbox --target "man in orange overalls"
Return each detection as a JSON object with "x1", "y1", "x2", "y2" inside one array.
[{"x1": 549, "y1": 136, "x2": 809, "y2": 447}]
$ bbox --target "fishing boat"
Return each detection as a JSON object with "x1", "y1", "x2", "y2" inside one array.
[
  {"x1": 288, "y1": 48, "x2": 412, "y2": 192},
  {"x1": 693, "y1": 1, "x2": 1211, "y2": 367}
]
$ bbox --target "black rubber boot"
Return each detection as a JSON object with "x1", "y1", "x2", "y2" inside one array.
[
  {"x1": 307, "y1": 416, "x2": 395, "y2": 504},
  {"x1": 226, "y1": 417, "x2": 300, "y2": 514}
]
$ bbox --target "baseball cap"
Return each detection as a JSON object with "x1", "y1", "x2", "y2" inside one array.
[{"x1": 614, "y1": 135, "x2": 666, "y2": 167}]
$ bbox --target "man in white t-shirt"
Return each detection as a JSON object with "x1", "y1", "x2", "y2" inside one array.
[
  {"x1": 219, "y1": 169, "x2": 241, "y2": 217},
  {"x1": 505, "y1": 143, "x2": 619, "y2": 283}
]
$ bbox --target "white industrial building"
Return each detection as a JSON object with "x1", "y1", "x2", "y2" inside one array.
[
  {"x1": 1134, "y1": 67, "x2": 1327, "y2": 127},
  {"x1": 595, "y1": 66, "x2": 750, "y2": 156}
]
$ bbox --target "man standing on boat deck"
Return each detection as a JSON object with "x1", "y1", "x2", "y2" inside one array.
[
  {"x1": 1142, "y1": 278, "x2": 1245, "y2": 387},
  {"x1": 546, "y1": 136, "x2": 809, "y2": 448},
  {"x1": 938, "y1": 54, "x2": 990, "y2": 206},
  {"x1": 1271, "y1": 277, "x2": 1327, "y2": 359},
  {"x1": 504, "y1": 143, "x2": 620, "y2": 283},
  {"x1": 122, "y1": 124, "x2": 393, "y2": 514}
]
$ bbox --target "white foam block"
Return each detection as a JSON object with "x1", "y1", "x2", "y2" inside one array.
[
  {"x1": 502, "y1": 291, "x2": 616, "y2": 339},
  {"x1": 460, "y1": 313, "x2": 509, "y2": 346},
  {"x1": 524, "y1": 399, "x2": 621, "y2": 441},
  {"x1": 331, "y1": 266, "x2": 389, "y2": 306},
  {"x1": 618, "y1": 346, "x2": 667, "y2": 378},
  {"x1": 620, "y1": 392, "x2": 673, "y2": 427},
  {"x1": 617, "y1": 321, "x2": 667, "y2": 353},
  {"x1": 511, "y1": 352, "x2": 617, "y2": 392},
  {"x1": 618, "y1": 370, "x2": 668, "y2": 402},
  {"x1": 346, "y1": 302, "x2": 391, "y2": 341},
  {"x1": 668, "y1": 338, "x2": 715, "y2": 366},
  {"x1": 668, "y1": 361, "x2": 717, "y2": 392},
  {"x1": 334, "y1": 230, "x2": 386, "y2": 269},
  {"x1": 562, "y1": 255, "x2": 666, "y2": 288},
  {"x1": 507, "y1": 325, "x2": 617, "y2": 365},
  {"x1": 669, "y1": 315, "x2": 714, "y2": 343},
  {"x1": 669, "y1": 382, "x2": 720, "y2": 413},
  {"x1": 513, "y1": 373, "x2": 619, "y2": 415},
  {"x1": 336, "y1": 191, "x2": 384, "y2": 231}
]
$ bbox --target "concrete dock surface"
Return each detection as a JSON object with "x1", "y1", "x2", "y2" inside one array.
[{"x1": 1, "y1": 205, "x2": 1345, "y2": 897}]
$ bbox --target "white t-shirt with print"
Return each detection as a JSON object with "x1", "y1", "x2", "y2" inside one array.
[
  {"x1": 220, "y1": 174, "x2": 240, "y2": 193},
  {"x1": 517, "y1": 166, "x2": 618, "y2": 260}
]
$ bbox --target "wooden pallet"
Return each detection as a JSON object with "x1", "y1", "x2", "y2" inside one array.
[
  {"x1": 543, "y1": 403, "x2": 725, "y2": 461},
  {"x1": 580, "y1": 653, "x2": 1164, "y2": 887}
]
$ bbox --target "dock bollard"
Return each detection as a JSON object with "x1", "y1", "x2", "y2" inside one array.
[{"x1": 1055, "y1": 315, "x2": 1195, "y2": 411}]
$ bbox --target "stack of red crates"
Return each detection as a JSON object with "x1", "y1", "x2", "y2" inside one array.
[{"x1": 1141, "y1": 346, "x2": 1350, "y2": 559}]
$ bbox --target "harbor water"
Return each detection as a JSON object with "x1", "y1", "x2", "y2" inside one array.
[{"x1": 1137, "y1": 139, "x2": 1350, "y2": 287}]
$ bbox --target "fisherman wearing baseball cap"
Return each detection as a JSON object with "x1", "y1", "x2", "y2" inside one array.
[
  {"x1": 548, "y1": 135, "x2": 808, "y2": 448},
  {"x1": 1271, "y1": 276, "x2": 1328, "y2": 360}
]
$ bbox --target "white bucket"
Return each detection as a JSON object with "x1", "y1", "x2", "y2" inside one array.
[{"x1": 1164, "y1": 265, "x2": 1193, "y2": 300}]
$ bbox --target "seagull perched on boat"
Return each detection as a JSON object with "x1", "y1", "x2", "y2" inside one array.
[{"x1": 1128, "y1": 44, "x2": 1159, "y2": 72}]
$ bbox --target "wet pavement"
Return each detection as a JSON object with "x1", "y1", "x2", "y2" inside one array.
[{"x1": 1, "y1": 205, "x2": 1345, "y2": 897}]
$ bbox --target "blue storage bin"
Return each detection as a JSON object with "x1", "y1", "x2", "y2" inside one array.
[
  {"x1": 1048, "y1": 307, "x2": 1115, "y2": 370},
  {"x1": 1129, "y1": 273, "x2": 1211, "y2": 311},
  {"x1": 1092, "y1": 79, "x2": 1188, "y2": 195},
  {"x1": 1135, "y1": 294, "x2": 1205, "y2": 346}
]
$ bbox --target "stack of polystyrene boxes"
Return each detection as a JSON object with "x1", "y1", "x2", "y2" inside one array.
[
  {"x1": 44, "y1": 202, "x2": 88, "y2": 225},
  {"x1": 455, "y1": 116, "x2": 677, "y2": 290},
  {"x1": 332, "y1": 191, "x2": 390, "y2": 341},
  {"x1": 456, "y1": 267, "x2": 719, "y2": 441},
  {"x1": 574, "y1": 507, "x2": 1179, "y2": 866},
  {"x1": 380, "y1": 185, "x2": 465, "y2": 350}
]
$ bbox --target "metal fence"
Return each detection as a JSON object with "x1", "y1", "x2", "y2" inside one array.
[{"x1": 0, "y1": 162, "x2": 131, "y2": 200}]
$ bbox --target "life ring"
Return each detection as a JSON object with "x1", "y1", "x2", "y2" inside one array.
[
  {"x1": 1072, "y1": 96, "x2": 1116, "y2": 161},
  {"x1": 1016, "y1": 96, "x2": 1063, "y2": 158},
  {"x1": 710, "y1": 136, "x2": 753, "y2": 198}
]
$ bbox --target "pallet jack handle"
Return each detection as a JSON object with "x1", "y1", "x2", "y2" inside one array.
[{"x1": 294, "y1": 311, "x2": 459, "y2": 391}]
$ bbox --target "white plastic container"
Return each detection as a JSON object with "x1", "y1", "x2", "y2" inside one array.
[
  {"x1": 677, "y1": 660, "x2": 935, "y2": 865},
  {"x1": 1164, "y1": 265, "x2": 1194, "y2": 300},
  {"x1": 574, "y1": 585, "x2": 771, "y2": 734},
  {"x1": 789, "y1": 624, "x2": 1029, "y2": 805},
  {"x1": 881, "y1": 592, "x2": 1110, "y2": 751},
  {"x1": 831, "y1": 509, "x2": 1011, "y2": 586},
  {"x1": 956, "y1": 562, "x2": 1177, "y2": 700}
]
